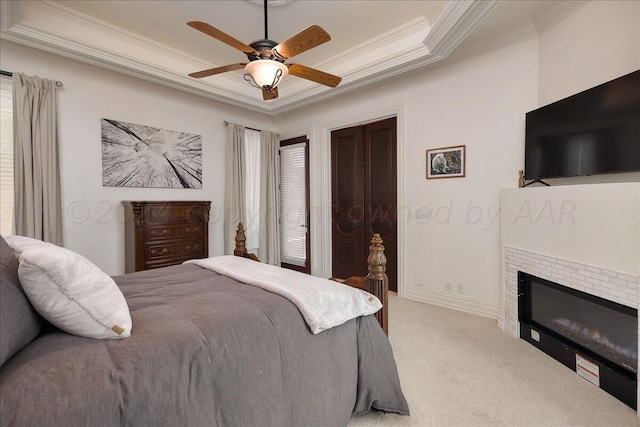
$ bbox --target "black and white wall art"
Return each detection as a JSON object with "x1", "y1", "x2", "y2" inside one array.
[{"x1": 102, "y1": 119, "x2": 202, "y2": 189}]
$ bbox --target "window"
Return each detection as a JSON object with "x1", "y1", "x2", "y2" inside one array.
[
  {"x1": 0, "y1": 77, "x2": 13, "y2": 236},
  {"x1": 279, "y1": 136, "x2": 309, "y2": 272}
]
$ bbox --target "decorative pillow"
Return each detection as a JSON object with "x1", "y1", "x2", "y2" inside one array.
[
  {"x1": 0, "y1": 235, "x2": 44, "y2": 366},
  {"x1": 17, "y1": 243, "x2": 132, "y2": 340},
  {"x1": 4, "y1": 234, "x2": 55, "y2": 254}
]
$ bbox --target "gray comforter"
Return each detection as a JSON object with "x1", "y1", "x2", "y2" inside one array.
[{"x1": 0, "y1": 264, "x2": 408, "y2": 426}]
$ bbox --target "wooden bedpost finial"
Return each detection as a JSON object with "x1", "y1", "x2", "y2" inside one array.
[
  {"x1": 367, "y1": 233, "x2": 387, "y2": 281},
  {"x1": 366, "y1": 233, "x2": 389, "y2": 336},
  {"x1": 234, "y1": 222, "x2": 248, "y2": 257}
]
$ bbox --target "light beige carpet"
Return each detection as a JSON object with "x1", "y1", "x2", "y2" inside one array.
[{"x1": 349, "y1": 294, "x2": 639, "y2": 426}]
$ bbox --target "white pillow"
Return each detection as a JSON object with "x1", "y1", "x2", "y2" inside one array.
[
  {"x1": 17, "y1": 244, "x2": 132, "y2": 339},
  {"x1": 4, "y1": 235, "x2": 55, "y2": 254}
]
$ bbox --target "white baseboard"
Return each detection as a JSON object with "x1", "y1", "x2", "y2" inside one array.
[{"x1": 403, "y1": 285, "x2": 500, "y2": 319}]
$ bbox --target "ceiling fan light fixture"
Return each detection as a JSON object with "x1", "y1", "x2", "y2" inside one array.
[
  {"x1": 244, "y1": 60, "x2": 289, "y2": 90},
  {"x1": 187, "y1": 7, "x2": 340, "y2": 101}
]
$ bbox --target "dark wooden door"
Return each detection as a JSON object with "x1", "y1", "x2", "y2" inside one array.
[
  {"x1": 331, "y1": 117, "x2": 397, "y2": 291},
  {"x1": 331, "y1": 126, "x2": 366, "y2": 281}
]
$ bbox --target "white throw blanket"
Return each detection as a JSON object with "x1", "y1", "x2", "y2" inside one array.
[{"x1": 185, "y1": 256, "x2": 382, "y2": 334}]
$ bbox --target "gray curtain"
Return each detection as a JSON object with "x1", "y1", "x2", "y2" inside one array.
[
  {"x1": 258, "y1": 130, "x2": 280, "y2": 265},
  {"x1": 12, "y1": 72, "x2": 62, "y2": 245},
  {"x1": 224, "y1": 122, "x2": 246, "y2": 254}
]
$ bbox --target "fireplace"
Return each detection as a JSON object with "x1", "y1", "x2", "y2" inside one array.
[{"x1": 518, "y1": 271, "x2": 637, "y2": 409}]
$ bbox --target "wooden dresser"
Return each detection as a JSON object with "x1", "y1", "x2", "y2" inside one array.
[{"x1": 122, "y1": 201, "x2": 210, "y2": 273}]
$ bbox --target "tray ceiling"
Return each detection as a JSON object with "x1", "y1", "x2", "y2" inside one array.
[{"x1": 0, "y1": 0, "x2": 586, "y2": 115}]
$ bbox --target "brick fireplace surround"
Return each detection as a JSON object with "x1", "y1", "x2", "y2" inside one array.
[{"x1": 501, "y1": 246, "x2": 640, "y2": 411}]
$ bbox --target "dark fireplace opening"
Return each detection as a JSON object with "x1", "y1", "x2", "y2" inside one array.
[{"x1": 518, "y1": 271, "x2": 638, "y2": 410}]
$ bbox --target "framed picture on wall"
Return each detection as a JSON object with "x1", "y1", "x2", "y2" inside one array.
[
  {"x1": 101, "y1": 118, "x2": 202, "y2": 189},
  {"x1": 426, "y1": 145, "x2": 466, "y2": 179}
]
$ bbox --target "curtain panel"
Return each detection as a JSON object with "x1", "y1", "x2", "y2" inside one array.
[
  {"x1": 259, "y1": 130, "x2": 280, "y2": 265},
  {"x1": 12, "y1": 72, "x2": 62, "y2": 245},
  {"x1": 224, "y1": 122, "x2": 246, "y2": 254}
]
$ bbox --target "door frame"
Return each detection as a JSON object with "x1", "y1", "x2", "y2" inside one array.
[{"x1": 320, "y1": 106, "x2": 405, "y2": 297}]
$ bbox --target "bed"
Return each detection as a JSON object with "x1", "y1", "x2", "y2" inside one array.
[{"x1": 0, "y1": 225, "x2": 408, "y2": 426}]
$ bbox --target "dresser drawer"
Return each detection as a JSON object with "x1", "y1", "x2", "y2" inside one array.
[
  {"x1": 144, "y1": 204, "x2": 205, "y2": 224},
  {"x1": 145, "y1": 223, "x2": 204, "y2": 241},
  {"x1": 146, "y1": 240, "x2": 205, "y2": 261},
  {"x1": 123, "y1": 201, "x2": 210, "y2": 273}
]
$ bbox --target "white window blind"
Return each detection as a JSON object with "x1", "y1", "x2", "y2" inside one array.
[
  {"x1": 279, "y1": 142, "x2": 307, "y2": 266},
  {"x1": 0, "y1": 77, "x2": 13, "y2": 236}
]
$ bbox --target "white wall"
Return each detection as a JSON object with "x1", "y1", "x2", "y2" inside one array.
[
  {"x1": 538, "y1": 0, "x2": 639, "y2": 106},
  {"x1": 535, "y1": 0, "x2": 640, "y2": 186},
  {"x1": 1, "y1": 41, "x2": 275, "y2": 275},
  {"x1": 499, "y1": 0, "x2": 640, "y2": 281},
  {"x1": 274, "y1": 39, "x2": 539, "y2": 317},
  {"x1": 501, "y1": 183, "x2": 640, "y2": 276}
]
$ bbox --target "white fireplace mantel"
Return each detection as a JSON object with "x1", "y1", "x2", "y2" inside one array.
[{"x1": 500, "y1": 182, "x2": 640, "y2": 412}]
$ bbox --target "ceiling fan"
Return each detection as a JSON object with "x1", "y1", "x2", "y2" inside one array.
[{"x1": 187, "y1": 1, "x2": 342, "y2": 100}]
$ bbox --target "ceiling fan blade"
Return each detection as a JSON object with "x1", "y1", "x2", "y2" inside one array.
[
  {"x1": 273, "y1": 25, "x2": 331, "y2": 59},
  {"x1": 188, "y1": 21, "x2": 257, "y2": 55},
  {"x1": 189, "y1": 63, "x2": 247, "y2": 79},
  {"x1": 262, "y1": 87, "x2": 279, "y2": 100},
  {"x1": 288, "y1": 63, "x2": 342, "y2": 88}
]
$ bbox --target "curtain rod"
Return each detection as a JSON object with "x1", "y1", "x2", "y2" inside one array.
[
  {"x1": 224, "y1": 121, "x2": 279, "y2": 136},
  {"x1": 0, "y1": 70, "x2": 63, "y2": 87}
]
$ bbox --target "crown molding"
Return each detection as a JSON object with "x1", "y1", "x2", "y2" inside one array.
[
  {"x1": 530, "y1": 0, "x2": 589, "y2": 35},
  {"x1": 448, "y1": 15, "x2": 538, "y2": 62},
  {"x1": 2, "y1": 0, "x2": 445, "y2": 114},
  {"x1": 0, "y1": 22, "x2": 270, "y2": 113},
  {"x1": 423, "y1": 0, "x2": 449, "y2": 26},
  {"x1": 267, "y1": 1, "x2": 499, "y2": 115},
  {"x1": 264, "y1": 17, "x2": 433, "y2": 114},
  {"x1": 2, "y1": 1, "x2": 272, "y2": 111},
  {"x1": 424, "y1": 0, "x2": 500, "y2": 60},
  {"x1": 32, "y1": 1, "x2": 213, "y2": 68},
  {"x1": 1, "y1": 0, "x2": 541, "y2": 115}
]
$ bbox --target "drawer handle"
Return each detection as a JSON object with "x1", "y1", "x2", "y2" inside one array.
[
  {"x1": 186, "y1": 244, "x2": 199, "y2": 251},
  {"x1": 151, "y1": 248, "x2": 168, "y2": 255},
  {"x1": 151, "y1": 208, "x2": 169, "y2": 219},
  {"x1": 151, "y1": 229, "x2": 168, "y2": 236},
  {"x1": 185, "y1": 226, "x2": 199, "y2": 233}
]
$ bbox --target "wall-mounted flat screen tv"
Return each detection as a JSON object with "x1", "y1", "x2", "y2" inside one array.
[{"x1": 525, "y1": 70, "x2": 640, "y2": 181}]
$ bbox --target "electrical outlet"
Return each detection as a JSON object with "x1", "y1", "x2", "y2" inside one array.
[
  {"x1": 445, "y1": 281, "x2": 453, "y2": 292},
  {"x1": 415, "y1": 208, "x2": 432, "y2": 220},
  {"x1": 457, "y1": 283, "x2": 464, "y2": 294}
]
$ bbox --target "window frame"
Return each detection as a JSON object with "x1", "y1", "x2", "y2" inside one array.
[
  {"x1": 0, "y1": 76, "x2": 13, "y2": 236},
  {"x1": 279, "y1": 135, "x2": 310, "y2": 274}
]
